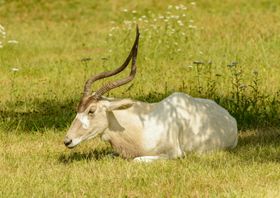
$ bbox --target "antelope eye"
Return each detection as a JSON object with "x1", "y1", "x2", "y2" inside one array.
[{"x1": 88, "y1": 109, "x2": 95, "y2": 116}]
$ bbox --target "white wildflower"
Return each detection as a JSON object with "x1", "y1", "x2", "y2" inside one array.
[
  {"x1": 177, "y1": 20, "x2": 184, "y2": 26},
  {"x1": 122, "y1": 9, "x2": 128, "y2": 12},
  {"x1": 180, "y1": 4, "x2": 187, "y2": 10},
  {"x1": 110, "y1": 27, "x2": 116, "y2": 31},
  {"x1": 172, "y1": 15, "x2": 179, "y2": 19},
  {"x1": 11, "y1": 67, "x2": 20, "y2": 72},
  {"x1": 108, "y1": 33, "x2": 112, "y2": 37},
  {"x1": 8, "y1": 40, "x2": 18, "y2": 44},
  {"x1": 188, "y1": 24, "x2": 197, "y2": 29},
  {"x1": 0, "y1": 24, "x2": 4, "y2": 30},
  {"x1": 168, "y1": 5, "x2": 173, "y2": 9},
  {"x1": 124, "y1": 20, "x2": 132, "y2": 25},
  {"x1": 190, "y1": 2, "x2": 196, "y2": 6},
  {"x1": 132, "y1": 10, "x2": 137, "y2": 14}
]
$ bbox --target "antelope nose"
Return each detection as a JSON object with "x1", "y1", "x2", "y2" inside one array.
[{"x1": 64, "y1": 137, "x2": 72, "y2": 147}]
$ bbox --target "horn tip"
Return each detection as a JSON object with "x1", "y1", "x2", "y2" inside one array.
[{"x1": 136, "y1": 24, "x2": 140, "y2": 35}]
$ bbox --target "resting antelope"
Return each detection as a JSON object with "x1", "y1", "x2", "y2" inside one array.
[{"x1": 64, "y1": 26, "x2": 238, "y2": 162}]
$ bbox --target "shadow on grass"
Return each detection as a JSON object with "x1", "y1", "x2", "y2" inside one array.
[
  {"x1": 0, "y1": 98, "x2": 77, "y2": 132},
  {"x1": 1, "y1": 90, "x2": 280, "y2": 132},
  {"x1": 230, "y1": 128, "x2": 280, "y2": 163},
  {"x1": 58, "y1": 148, "x2": 118, "y2": 164}
]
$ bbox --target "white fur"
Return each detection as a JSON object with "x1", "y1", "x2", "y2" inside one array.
[
  {"x1": 67, "y1": 137, "x2": 82, "y2": 148},
  {"x1": 76, "y1": 113, "x2": 90, "y2": 129},
  {"x1": 133, "y1": 156, "x2": 165, "y2": 162},
  {"x1": 65, "y1": 92, "x2": 238, "y2": 161}
]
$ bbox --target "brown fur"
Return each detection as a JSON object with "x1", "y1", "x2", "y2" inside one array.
[
  {"x1": 106, "y1": 131, "x2": 145, "y2": 159},
  {"x1": 77, "y1": 96, "x2": 97, "y2": 112},
  {"x1": 104, "y1": 111, "x2": 145, "y2": 158}
]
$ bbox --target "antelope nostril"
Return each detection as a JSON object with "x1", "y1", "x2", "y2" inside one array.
[{"x1": 64, "y1": 138, "x2": 72, "y2": 147}]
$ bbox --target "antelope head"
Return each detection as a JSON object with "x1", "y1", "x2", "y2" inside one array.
[{"x1": 64, "y1": 27, "x2": 140, "y2": 148}]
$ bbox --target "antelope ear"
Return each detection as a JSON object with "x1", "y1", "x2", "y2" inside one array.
[{"x1": 105, "y1": 99, "x2": 135, "y2": 111}]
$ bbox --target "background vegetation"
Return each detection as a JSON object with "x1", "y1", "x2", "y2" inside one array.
[{"x1": 0, "y1": 0, "x2": 279, "y2": 197}]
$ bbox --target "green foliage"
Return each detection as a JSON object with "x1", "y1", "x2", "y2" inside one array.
[{"x1": 0, "y1": 0, "x2": 280, "y2": 197}]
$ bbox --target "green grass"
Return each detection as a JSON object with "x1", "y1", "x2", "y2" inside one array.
[{"x1": 0, "y1": 0, "x2": 280, "y2": 197}]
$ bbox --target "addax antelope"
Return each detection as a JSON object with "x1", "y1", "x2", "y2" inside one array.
[{"x1": 64, "y1": 26, "x2": 238, "y2": 162}]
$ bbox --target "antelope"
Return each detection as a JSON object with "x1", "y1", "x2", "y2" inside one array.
[{"x1": 64, "y1": 26, "x2": 238, "y2": 162}]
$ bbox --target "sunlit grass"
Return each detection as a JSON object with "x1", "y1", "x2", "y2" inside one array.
[{"x1": 0, "y1": 0, "x2": 280, "y2": 197}]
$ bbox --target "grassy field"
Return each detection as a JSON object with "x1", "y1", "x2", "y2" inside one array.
[{"x1": 1, "y1": 0, "x2": 280, "y2": 197}]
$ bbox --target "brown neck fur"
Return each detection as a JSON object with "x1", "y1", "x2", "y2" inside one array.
[{"x1": 104, "y1": 111, "x2": 144, "y2": 159}]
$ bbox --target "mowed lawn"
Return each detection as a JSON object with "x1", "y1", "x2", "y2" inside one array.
[{"x1": 0, "y1": 0, "x2": 280, "y2": 197}]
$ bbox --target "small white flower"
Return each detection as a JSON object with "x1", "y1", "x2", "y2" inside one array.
[
  {"x1": 168, "y1": 5, "x2": 173, "y2": 9},
  {"x1": 0, "y1": 24, "x2": 5, "y2": 31},
  {"x1": 8, "y1": 40, "x2": 18, "y2": 44},
  {"x1": 188, "y1": 25, "x2": 197, "y2": 29},
  {"x1": 0, "y1": 44, "x2": 3, "y2": 48},
  {"x1": 11, "y1": 67, "x2": 20, "y2": 72},
  {"x1": 108, "y1": 33, "x2": 112, "y2": 37},
  {"x1": 177, "y1": 20, "x2": 184, "y2": 26},
  {"x1": 122, "y1": 9, "x2": 128, "y2": 12},
  {"x1": 132, "y1": 10, "x2": 137, "y2": 14},
  {"x1": 190, "y1": 2, "x2": 196, "y2": 6},
  {"x1": 124, "y1": 20, "x2": 132, "y2": 25},
  {"x1": 180, "y1": 4, "x2": 187, "y2": 10}
]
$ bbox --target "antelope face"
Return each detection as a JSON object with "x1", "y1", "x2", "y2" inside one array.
[
  {"x1": 63, "y1": 25, "x2": 139, "y2": 149},
  {"x1": 64, "y1": 98, "x2": 135, "y2": 148},
  {"x1": 64, "y1": 100, "x2": 108, "y2": 148}
]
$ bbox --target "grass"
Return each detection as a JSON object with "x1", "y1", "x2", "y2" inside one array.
[{"x1": 0, "y1": 0, "x2": 280, "y2": 197}]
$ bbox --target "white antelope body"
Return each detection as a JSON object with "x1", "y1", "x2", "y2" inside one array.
[{"x1": 64, "y1": 27, "x2": 238, "y2": 162}]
